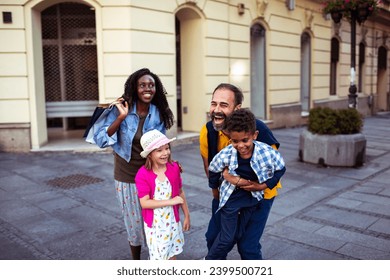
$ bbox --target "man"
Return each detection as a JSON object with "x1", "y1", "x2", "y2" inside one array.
[{"x1": 199, "y1": 83, "x2": 282, "y2": 259}]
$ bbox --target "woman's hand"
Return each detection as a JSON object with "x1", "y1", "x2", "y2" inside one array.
[{"x1": 115, "y1": 97, "x2": 129, "y2": 120}]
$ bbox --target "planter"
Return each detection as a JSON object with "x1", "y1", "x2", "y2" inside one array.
[{"x1": 299, "y1": 130, "x2": 366, "y2": 167}]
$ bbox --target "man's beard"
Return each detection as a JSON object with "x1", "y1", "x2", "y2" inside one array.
[{"x1": 211, "y1": 112, "x2": 226, "y2": 131}]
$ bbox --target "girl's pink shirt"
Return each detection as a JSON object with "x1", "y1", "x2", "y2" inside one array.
[{"x1": 135, "y1": 161, "x2": 182, "y2": 228}]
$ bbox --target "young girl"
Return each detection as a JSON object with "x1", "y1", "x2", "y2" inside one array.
[{"x1": 135, "y1": 129, "x2": 190, "y2": 260}]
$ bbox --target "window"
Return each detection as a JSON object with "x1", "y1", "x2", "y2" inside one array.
[
  {"x1": 330, "y1": 38, "x2": 339, "y2": 95},
  {"x1": 358, "y1": 42, "x2": 365, "y2": 92}
]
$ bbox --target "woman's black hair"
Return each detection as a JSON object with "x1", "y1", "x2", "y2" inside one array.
[{"x1": 122, "y1": 68, "x2": 174, "y2": 129}]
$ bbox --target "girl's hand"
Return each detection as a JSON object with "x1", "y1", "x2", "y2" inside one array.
[
  {"x1": 182, "y1": 216, "x2": 190, "y2": 231},
  {"x1": 171, "y1": 196, "x2": 184, "y2": 205}
]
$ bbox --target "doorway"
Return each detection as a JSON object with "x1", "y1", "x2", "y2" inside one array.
[
  {"x1": 41, "y1": 3, "x2": 98, "y2": 131},
  {"x1": 377, "y1": 46, "x2": 388, "y2": 111},
  {"x1": 175, "y1": 8, "x2": 205, "y2": 132}
]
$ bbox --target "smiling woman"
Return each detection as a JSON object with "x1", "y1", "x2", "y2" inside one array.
[{"x1": 92, "y1": 68, "x2": 174, "y2": 260}]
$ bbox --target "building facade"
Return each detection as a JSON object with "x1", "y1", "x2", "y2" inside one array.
[{"x1": 0, "y1": 0, "x2": 389, "y2": 152}]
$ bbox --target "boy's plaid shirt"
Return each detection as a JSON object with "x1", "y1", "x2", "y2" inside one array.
[{"x1": 208, "y1": 141, "x2": 285, "y2": 211}]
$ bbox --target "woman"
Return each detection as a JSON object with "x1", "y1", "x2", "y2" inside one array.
[{"x1": 94, "y1": 68, "x2": 174, "y2": 259}]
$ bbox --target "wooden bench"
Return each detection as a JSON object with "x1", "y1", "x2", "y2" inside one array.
[{"x1": 46, "y1": 100, "x2": 98, "y2": 118}]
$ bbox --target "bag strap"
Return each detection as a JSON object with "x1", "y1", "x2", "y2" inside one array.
[{"x1": 98, "y1": 100, "x2": 121, "y2": 109}]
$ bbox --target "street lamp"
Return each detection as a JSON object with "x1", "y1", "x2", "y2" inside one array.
[{"x1": 329, "y1": 3, "x2": 373, "y2": 108}]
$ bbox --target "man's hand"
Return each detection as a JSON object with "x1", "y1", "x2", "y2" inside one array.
[
  {"x1": 212, "y1": 188, "x2": 219, "y2": 200},
  {"x1": 222, "y1": 167, "x2": 267, "y2": 192},
  {"x1": 238, "y1": 180, "x2": 267, "y2": 192}
]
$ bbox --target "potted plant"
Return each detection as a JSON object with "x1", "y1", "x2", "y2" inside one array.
[
  {"x1": 299, "y1": 107, "x2": 366, "y2": 167},
  {"x1": 321, "y1": 0, "x2": 381, "y2": 23}
]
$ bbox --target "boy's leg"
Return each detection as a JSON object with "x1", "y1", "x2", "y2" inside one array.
[{"x1": 237, "y1": 197, "x2": 275, "y2": 260}]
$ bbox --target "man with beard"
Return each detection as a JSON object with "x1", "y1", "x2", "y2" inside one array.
[{"x1": 199, "y1": 83, "x2": 282, "y2": 259}]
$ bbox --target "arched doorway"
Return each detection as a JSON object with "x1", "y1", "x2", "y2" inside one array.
[
  {"x1": 250, "y1": 23, "x2": 266, "y2": 119},
  {"x1": 300, "y1": 32, "x2": 311, "y2": 113},
  {"x1": 175, "y1": 8, "x2": 205, "y2": 132},
  {"x1": 41, "y1": 2, "x2": 98, "y2": 133},
  {"x1": 377, "y1": 46, "x2": 388, "y2": 111}
]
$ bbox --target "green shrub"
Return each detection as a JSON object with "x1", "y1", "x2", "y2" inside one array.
[{"x1": 308, "y1": 107, "x2": 363, "y2": 135}]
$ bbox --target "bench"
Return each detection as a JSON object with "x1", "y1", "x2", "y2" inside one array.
[{"x1": 46, "y1": 100, "x2": 98, "y2": 118}]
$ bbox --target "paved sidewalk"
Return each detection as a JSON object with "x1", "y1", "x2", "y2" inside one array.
[{"x1": 0, "y1": 113, "x2": 389, "y2": 260}]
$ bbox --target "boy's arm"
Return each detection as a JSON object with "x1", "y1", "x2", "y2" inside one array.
[
  {"x1": 208, "y1": 149, "x2": 230, "y2": 199},
  {"x1": 222, "y1": 168, "x2": 241, "y2": 186},
  {"x1": 264, "y1": 166, "x2": 286, "y2": 189},
  {"x1": 209, "y1": 170, "x2": 222, "y2": 189},
  {"x1": 236, "y1": 145, "x2": 286, "y2": 192}
]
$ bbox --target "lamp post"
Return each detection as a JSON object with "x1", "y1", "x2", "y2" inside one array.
[{"x1": 330, "y1": 4, "x2": 372, "y2": 109}]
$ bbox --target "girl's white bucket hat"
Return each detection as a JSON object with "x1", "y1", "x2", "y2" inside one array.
[{"x1": 140, "y1": 129, "x2": 176, "y2": 158}]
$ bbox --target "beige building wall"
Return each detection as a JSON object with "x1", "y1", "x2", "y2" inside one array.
[
  {"x1": 0, "y1": 3, "x2": 31, "y2": 151},
  {"x1": 0, "y1": 0, "x2": 389, "y2": 151}
]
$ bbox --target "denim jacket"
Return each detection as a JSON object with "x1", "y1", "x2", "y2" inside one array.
[{"x1": 93, "y1": 103, "x2": 165, "y2": 162}]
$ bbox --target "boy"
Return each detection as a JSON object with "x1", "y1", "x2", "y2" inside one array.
[{"x1": 206, "y1": 109, "x2": 286, "y2": 260}]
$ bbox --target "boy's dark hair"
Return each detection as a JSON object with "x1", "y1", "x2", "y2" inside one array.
[
  {"x1": 212, "y1": 83, "x2": 244, "y2": 107},
  {"x1": 226, "y1": 108, "x2": 256, "y2": 134},
  {"x1": 122, "y1": 68, "x2": 174, "y2": 129}
]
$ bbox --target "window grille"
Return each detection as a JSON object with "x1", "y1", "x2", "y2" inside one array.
[{"x1": 41, "y1": 3, "x2": 98, "y2": 103}]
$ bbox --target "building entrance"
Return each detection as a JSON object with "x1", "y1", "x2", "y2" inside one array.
[{"x1": 42, "y1": 3, "x2": 98, "y2": 130}]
